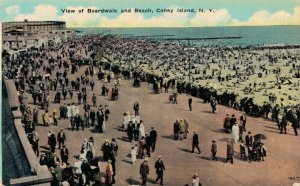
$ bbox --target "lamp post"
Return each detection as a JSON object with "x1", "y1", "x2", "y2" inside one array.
[{"x1": 184, "y1": 41, "x2": 195, "y2": 85}]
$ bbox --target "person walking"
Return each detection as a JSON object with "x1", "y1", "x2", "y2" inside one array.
[
  {"x1": 90, "y1": 109, "x2": 96, "y2": 127},
  {"x1": 211, "y1": 140, "x2": 217, "y2": 161},
  {"x1": 240, "y1": 112, "x2": 247, "y2": 131},
  {"x1": 32, "y1": 108, "x2": 39, "y2": 126},
  {"x1": 226, "y1": 140, "x2": 234, "y2": 164},
  {"x1": 238, "y1": 122, "x2": 244, "y2": 142},
  {"x1": 131, "y1": 146, "x2": 137, "y2": 165},
  {"x1": 110, "y1": 138, "x2": 118, "y2": 158},
  {"x1": 140, "y1": 158, "x2": 149, "y2": 186},
  {"x1": 192, "y1": 131, "x2": 201, "y2": 154},
  {"x1": 280, "y1": 113, "x2": 288, "y2": 134},
  {"x1": 60, "y1": 145, "x2": 69, "y2": 164},
  {"x1": 173, "y1": 119, "x2": 180, "y2": 140},
  {"x1": 49, "y1": 133, "x2": 57, "y2": 153},
  {"x1": 150, "y1": 127, "x2": 157, "y2": 152},
  {"x1": 292, "y1": 116, "x2": 299, "y2": 136},
  {"x1": 105, "y1": 160, "x2": 114, "y2": 185},
  {"x1": 90, "y1": 80, "x2": 95, "y2": 91},
  {"x1": 155, "y1": 155, "x2": 166, "y2": 185},
  {"x1": 92, "y1": 94, "x2": 97, "y2": 107},
  {"x1": 223, "y1": 114, "x2": 231, "y2": 133},
  {"x1": 188, "y1": 97, "x2": 193, "y2": 111},
  {"x1": 101, "y1": 140, "x2": 111, "y2": 162},
  {"x1": 210, "y1": 97, "x2": 217, "y2": 113},
  {"x1": 245, "y1": 131, "x2": 253, "y2": 148},
  {"x1": 57, "y1": 128, "x2": 66, "y2": 149},
  {"x1": 32, "y1": 131, "x2": 39, "y2": 156},
  {"x1": 145, "y1": 134, "x2": 151, "y2": 157},
  {"x1": 183, "y1": 118, "x2": 189, "y2": 139},
  {"x1": 133, "y1": 101, "x2": 140, "y2": 116},
  {"x1": 231, "y1": 122, "x2": 239, "y2": 144}
]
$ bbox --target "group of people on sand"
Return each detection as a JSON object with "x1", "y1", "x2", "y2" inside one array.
[{"x1": 173, "y1": 118, "x2": 189, "y2": 140}]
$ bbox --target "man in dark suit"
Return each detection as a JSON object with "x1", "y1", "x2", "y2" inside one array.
[
  {"x1": 230, "y1": 114, "x2": 237, "y2": 130},
  {"x1": 226, "y1": 140, "x2": 234, "y2": 164},
  {"x1": 60, "y1": 145, "x2": 69, "y2": 164},
  {"x1": 74, "y1": 114, "x2": 81, "y2": 132},
  {"x1": 32, "y1": 131, "x2": 39, "y2": 156},
  {"x1": 145, "y1": 134, "x2": 151, "y2": 157},
  {"x1": 150, "y1": 127, "x2": 157, "y2": 152},
  {"x1": 211, "y1": 140, "x2": 217, "y2": 161},
  {"x1": 89, "y1": 109, "x2": 96, "y2": 127},
  {"x1": 245, "y1": 131, "x2": 253, "y2": 147},
  {"x1": 292, "y1": 113, "x2": 299, "y2": 136},
  {"x1": 57, "y1": 128, "x2": 66, "y2": 149},
  {"x1": 140, "y1": 158, "x2": 149, "y2": 186},
  {"x1": 280, "y1": 113, "x2": 287, "y2": 134},
  {"x1": 192, "y1": 131, "x2": 201, "y2": 154},
  {"x1": 133, "y1": 101, "x2": 140, "y2": 116},
  {"x1": 188, "y1": 97, "x2": 193, "y2": 111},
  {"x1": 90, "y1": 80, "x2": 95, "y2": 91},
  {"x1": 155, "y1": 156, "x2": 166, "y2": 185}
]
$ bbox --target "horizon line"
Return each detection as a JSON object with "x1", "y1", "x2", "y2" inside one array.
[{"x1": 67, "y1": 24, "x2": 300, "y2": 29}]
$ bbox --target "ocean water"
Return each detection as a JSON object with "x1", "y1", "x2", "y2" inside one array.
[{"x1": 75, "y1": 26, "x2": 300, "y2": 47}]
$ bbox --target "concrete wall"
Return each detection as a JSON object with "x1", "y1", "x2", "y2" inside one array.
[{"x1": 3, "y1": 80, "x2": 52, "y2": 185}]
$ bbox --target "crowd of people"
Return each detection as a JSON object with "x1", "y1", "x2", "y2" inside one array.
[{"x1": 2, "y1": 32, "x2": 300, "y2": 186}]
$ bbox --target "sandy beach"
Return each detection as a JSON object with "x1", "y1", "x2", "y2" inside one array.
[{"x1": 94, "y1": 35, "x2": 300, "y2": 107}]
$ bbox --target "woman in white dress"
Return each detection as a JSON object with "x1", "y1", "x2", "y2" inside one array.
[
  {"x1": 67, "y1": 104, "x2": 71, "y2": 118},
  {"x1": 231, "y1": 122, "x2": 239, "y2": 144},
  {"x1": 123, "y1": 112, "x2": 130, "y2": 130},
  {"x1": 70, "y1": 104, "x2": 76, "y2": 118},
  {"x1": 139, "y1": 120, "x2": 146, "y2": 139}
]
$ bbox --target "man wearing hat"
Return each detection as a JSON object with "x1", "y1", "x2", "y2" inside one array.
[
  {"x1": 139, "y1": 158, "x2": 149, "y2": 186},
  {"x1": 150, "y1": 127, "x2": 157, "y2": 152},
  {"x1": 211, "y1": 140, "x2": 217, "y2": 161},
  {"x1": 57, "y1": 128, "x2": 66, "y2": 149},
  {"x1": 188, "y1": 97, "x2": 193, "y2": 111},
  {"x1": 92, "y1": 93, "x2": 97, "y2": 107},
  {"x1": 192, "y1": 131, "x2": 201, "y2": 154},
  {"x1": 33, "y1": 107, "x2": 39, "y2": 126},
  {"x1": 31, "y1": 131, "x2": 39, "y2": 156},
  {"x1": 226, "y1": 140, "x2": 234, "y2": 164},
  {"x1": 60, "y1": 145, "x2": 69, "y2": 164},
  {"x1": 145, "y1": 134, "x2": 151, "y2": 157},
  {"x1": 155, "y1": 155, "x2": 165, "y2": 185},
  {"x1": 89, "y1": 108, "x2": 96, "y2": 127},
  {"x1": 101, "y1": 140, "x2": 111, "y2": 161}
]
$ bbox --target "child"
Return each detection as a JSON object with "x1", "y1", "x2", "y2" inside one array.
[{"x1": 131, "y1": 146, "x2": 137, "y2": 165}]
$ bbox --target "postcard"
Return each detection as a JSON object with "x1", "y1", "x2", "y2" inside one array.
[{"x1": 1, "y1": 0, "x2": 300, "y2": 185}]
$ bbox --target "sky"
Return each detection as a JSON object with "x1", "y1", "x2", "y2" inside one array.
[{"x1": 1, "y1": 0, "x2": 300, "y2": 27}]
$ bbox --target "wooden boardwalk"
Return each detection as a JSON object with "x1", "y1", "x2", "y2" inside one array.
[{"x1": 24, "y1": 67, "x2": 300, "y2": 186}]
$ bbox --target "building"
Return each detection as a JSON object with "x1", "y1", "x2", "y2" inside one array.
[
  {"x1": 2, "y1": 20, "x2": 75, "y2": 53},
  {"x1": 2, "y1": 20, "x2": 66, "y2": 33}
]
